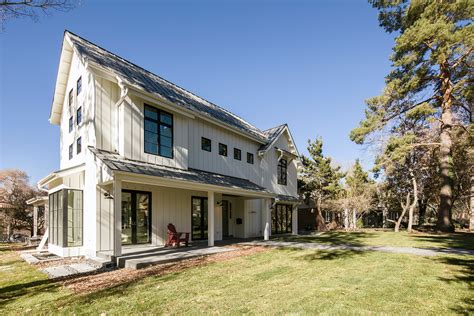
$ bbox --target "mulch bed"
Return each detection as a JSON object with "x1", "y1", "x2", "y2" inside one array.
[{"x1": 61, "y1": 245, "x2": 268, "y2": 294}]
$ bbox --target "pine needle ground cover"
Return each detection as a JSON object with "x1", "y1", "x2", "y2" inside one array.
[{"x1": 1, "y1": 233, "x2": 472, "y2": 314}]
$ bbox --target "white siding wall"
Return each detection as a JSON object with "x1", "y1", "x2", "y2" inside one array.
[{"x1": 59, "y1": 52, "x2": 92, "y2": 169}]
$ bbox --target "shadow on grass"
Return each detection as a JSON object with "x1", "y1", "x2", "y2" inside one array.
[
  {"x1": 273, "y1": 231, "x2": 374, "y2": 247},
  {"x1": 413, "y1": 233, "x2": 474, "y2": 251},
  {"x1": 436, "y1": 255, "x2": 474, "y2": 314},
  {"x1": 275, "y1": 247, "x2": 365, "y2": 262}
]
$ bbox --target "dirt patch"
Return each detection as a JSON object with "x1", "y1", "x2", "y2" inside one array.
[{"x1": 62, "y1": 245, "x2": 268, "y2": 294}]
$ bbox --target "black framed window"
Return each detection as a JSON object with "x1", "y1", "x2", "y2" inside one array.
[
  {"x1": 76, "y1": 107, "x2": 82, "y2": 125},
  {"x1": 201, "y1": 137, "x2": 211, "y2": 152},
  {"x1": 219, "y1": 143, "x2": 227, "y2": 156},
  {"x1": 69, "y1": 116, "x2": 73, "y2": 133},
  {"x1": 68, "y1": 89, "x2": 73, "y2": 109},
  {"x1": 76, "y1": 137, "x2": 82, "y2": 154},
  {"x1": 144, "y1": 104, "x2": 173, "y2": 158},
  {"x1": 272, "y1": 204, "x2": 292, "y2": 234},
  {"x1": 234, "y1": 148, "x2": 241, "y2": 160},
  {"x1": 277, "y1": 158, "x2": 287, "y2": 185},
  {"x1": 247, "y1": 152, "x2": 254, "y2": 164},
  {"x1": 49, "y1": 189, "x2": 83, "y2": 247},
  {"x1": 77, "y1": 76, "x2": 82, "y2": 95},
  {"x1": 69, "y1": 144, "x2": 73, "y2": 160}
]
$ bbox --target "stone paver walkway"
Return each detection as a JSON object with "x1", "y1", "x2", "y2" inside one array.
[
  {"x1": 242, "y1": 240, "x2": 474, "y2": 257},
  {"x1": 41, "y1": 262, "x2": 99, "y2": 279}
]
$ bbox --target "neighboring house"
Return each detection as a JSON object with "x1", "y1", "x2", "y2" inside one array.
[{"x1": 38, "y1": 31, "x2": 300, "y2": 258}]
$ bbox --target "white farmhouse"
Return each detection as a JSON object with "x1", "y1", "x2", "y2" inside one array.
[{"x1": 38, "y1": 31, "x2": 300, "y2": 259}]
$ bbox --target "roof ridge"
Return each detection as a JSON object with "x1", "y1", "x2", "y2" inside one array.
[{"x1": 65, "y1": 30, "x2": 265, "y2": 139}]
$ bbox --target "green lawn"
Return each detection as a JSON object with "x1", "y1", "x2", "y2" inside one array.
[
  {"x1": 276, "y1": 230, "x2": 474, "y2": 250},
  {"x1": 1, "y1": 234, "x2": 473, "y2": 314}
]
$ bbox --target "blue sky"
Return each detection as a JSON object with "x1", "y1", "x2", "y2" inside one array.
[{"x1": 0, "y1": 0, "x2": 394, "y2": 184}]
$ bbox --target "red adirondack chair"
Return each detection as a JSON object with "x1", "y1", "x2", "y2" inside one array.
[{"x1": 165, "y1": 223, "x2": 189, "y2": 247}]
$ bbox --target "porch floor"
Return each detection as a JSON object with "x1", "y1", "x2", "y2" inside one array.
[{"x1": 98, "y1": 239, "x2": 251, "y2": 269}]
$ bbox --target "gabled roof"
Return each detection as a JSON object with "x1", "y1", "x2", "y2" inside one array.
[
  {"x1": 258, "y1": 124, "x2": 287, "y2": 152},
  {"x1": 62, "y1": 31, "x2": 266, "y2": 141},
  {"x1": 89, "y1": 147, "x2": 271, "y2": 194}
]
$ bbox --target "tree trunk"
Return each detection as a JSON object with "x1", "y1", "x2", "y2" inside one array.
[
  {"x1": 395, "y1": 193, "x2": 410, "y2": 232},
  {"x1": 407, "y1": 172, "x2": 418, "y2": 233},
  {"x1": 437, "y1": 62, "x2": 455, "y2": 232},
  {"x1": 344, "y1": 208, "x2": 349, "y2": 231},
  {"x1": 315, "y1": 196, "x2": 327, "y2": 231},
  {"x1": 352, "y1": 209, "x2": 357, "y2": 231}
]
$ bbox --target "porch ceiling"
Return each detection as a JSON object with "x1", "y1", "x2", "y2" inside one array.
[{"x1": 90, "y1": 147, "x2": 272, "y2": 196}]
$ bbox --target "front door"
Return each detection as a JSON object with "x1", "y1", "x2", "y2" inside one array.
[
  {"x1": 122, "y1": 190, "x2": 151, "y2": 245},
  {"x1": 191, "y1": 197, "x2": 208, "y2": 240}
]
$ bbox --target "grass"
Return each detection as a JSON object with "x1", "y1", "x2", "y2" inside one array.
[
  {"x1": 276, "y1": 230, "x2": 474, "y2": 250},
  {"x1": 1, "y1": 233, "x2": 473, "y2": 314}
]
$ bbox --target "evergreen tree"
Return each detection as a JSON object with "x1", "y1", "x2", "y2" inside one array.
[
  {"x1": 351, "y1": 0, "x2": 473, "y2": 232},
  {"x1": 300, "y1": 138, "x2": 344, "y2": 231}
]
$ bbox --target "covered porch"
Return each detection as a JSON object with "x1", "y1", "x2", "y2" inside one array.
[{"x1": 91, "y1": 148, "x2": 298, "y2": 259}]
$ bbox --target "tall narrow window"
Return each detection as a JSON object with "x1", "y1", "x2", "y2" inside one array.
[
  {"x1": 76, "y1": 107, "x2": 82, "y2": 125},
  {"x1": 144, "y1": 104, "x2": 173, "y2": 158},
  {"x1": 68, "y1": 89, "x2": 74, "y2": 110},
  {"x1": 49, "y1": 189, "x2": 83, "y2": 248},
  {"x1": 234, "y1": 148, "x2": 241, "y2": 160},
  {"x1": 277, "y1": 158, "x2": 287, "y2": 185},
  {"x1": 69, "y1": 144, "x2": 73, "y2": 160},
  {"x1": 201, "y1": 137, "x2": 211, "y2": 152},
  {"x1": 247, "y1": 152, "x2": 254, "y2": 164},
  {"x1": 76, "y1": 137, "x2": 82, "y2": 154},
  {"x1": 69, "y1": 116, "x2": 73, "y2": 133},
  {"x1": 219, "y1": 143, "x2": 227, "y2": 156},
  {"x1": 77, "y1": 77, "x2": 82, "y2": 95}
]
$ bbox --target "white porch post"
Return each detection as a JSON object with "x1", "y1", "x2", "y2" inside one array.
[
  {"x1": 113, "y1": 176, "x2": 122, "y2": 257},
  {"x1": 263, "y1": 198, "x2": 271, "y2": 241},
  {"x1": 33, "y1": 206, "x2": 38, "y2": 237},
  {"x1": 292, "y1": 204, "x2": 298, "y2": 235},
  {"x1": 208, "y1": 191, "x2": 215, "y2": 246}
]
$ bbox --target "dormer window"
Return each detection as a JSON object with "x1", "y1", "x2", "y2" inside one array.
[
  {"x1": 76, "y1": 107, "x2": 82, "y2": 125},
  {"x1": 277, "y1": 158, "x2": 287, "y2": 185},
  {"x1": 77, "y1": 77, "x2": 82, "y2": 95},
  {"x1": 219, "y1": 143, "x2": 227, "y2": 157},
  {"x1": 144, "y1": 104, "x2": 173, "y2": 158}
]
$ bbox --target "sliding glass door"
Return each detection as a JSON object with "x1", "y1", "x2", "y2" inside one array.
[
  {"x1": 122, "y1": 190, "x2": 151, "y2": 245},
  {"x1": 192, "y1": 197, "x2": 208, "y2": 240},
  {"x1": 272, "y1": 204, "x2": 292, "y2": 234}
]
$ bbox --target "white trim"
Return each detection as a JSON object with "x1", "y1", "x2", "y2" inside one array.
[{"x1": 37, "y1": 163, "x2": 86, "y2": 189}]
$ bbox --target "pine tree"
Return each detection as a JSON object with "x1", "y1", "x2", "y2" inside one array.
[
  {"x1": 351, "y1": 0, "x2": 473, "y2": 232},
  {"x1": 300, "y1": 138, "x2": 344, "y2": 231}
]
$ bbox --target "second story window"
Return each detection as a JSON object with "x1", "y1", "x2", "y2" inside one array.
[
  {"x1": 69, "y1": 116, "x2": 73, "y2": 133},
  {"x1": 144, "y1": 104, "x2": 173, "y2": 158},
  {"x1": 201, "y1": 137, "x2": 211, "y2": 152},
  {"x1": 277, "y1": 158, "x2": 287, "y2": 185},
  {"x1": 68, "y1": 89, "x2": 74, "y2": 111},
  {"x1": 69, "y1": 144, "x2": 73, "y2": 160},
  {"x1": 234, "y1": 148, "x2": 241, "y2": 160},
  {"x1": 219, "y1": 143, "x2": 227, "y2": 157},
  {"x1": 247, "y1": 152, "x2": 254, "y2": 164},
  {"x1": 76, "y1": 137, "x2": 82, "y2": 154},
  {"x1": 77, "y1": 77, "x2": 82, "y2": 95},
  {"x1": 76, "y1": 107, "x2": 82, "y2": 125}
]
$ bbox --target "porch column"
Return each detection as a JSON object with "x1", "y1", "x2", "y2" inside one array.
[
  {"x1": 33, "y1": 205, "x2": 38, "y2": 237},
  {"x1": 292, "y1": 204, "x2": 298, "y2": 235},
  {"x1": 208, "y1": 191, "x2": 215, "y2": 246},
  {"x1": 263, "y1": 198, "x2": 271, "y2": 241},
  {"x1": 113, "y1": 176, "x2": 122, "y2": 257}
]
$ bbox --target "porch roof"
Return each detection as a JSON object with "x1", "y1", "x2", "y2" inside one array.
[{"x1": 90, "y1": 147, "x2": 272, "y2": 195}]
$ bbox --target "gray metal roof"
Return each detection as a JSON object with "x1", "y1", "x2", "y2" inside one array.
[
  {"x1": 66, "y1": 31, "x2": 267, "y2": 141},
  {"x1": 258, "y1": 124, "x2": 287, "y2": 152},
  {"x1": 275, "y1": 194, "x2": 302, "y2": 203},
  {"x1": 89, "y1": 147, "x2": 270, "y2": 194}
]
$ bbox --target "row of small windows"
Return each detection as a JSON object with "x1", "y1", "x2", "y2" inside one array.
[
  {"x1": 69, "y1": 107, "x2": 82, "y2": 133},
  {"x1": 69, "y1": 137, "x2": 82, "y2": 160},
  {"x1": 201, "y1": 137, "x2": 254, "y2": 164}
]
